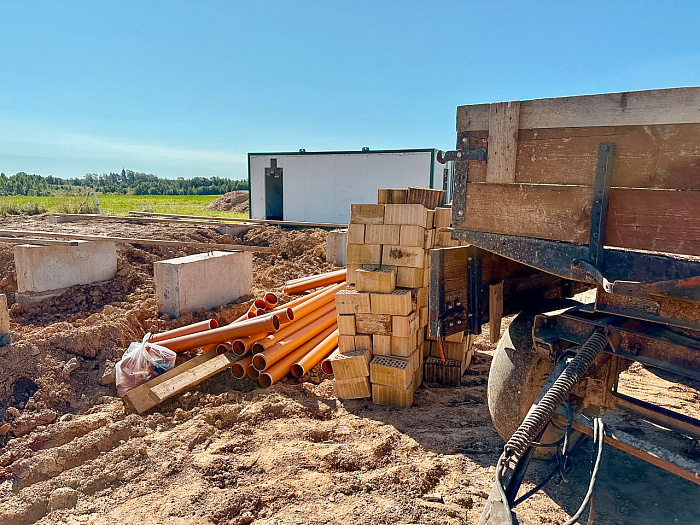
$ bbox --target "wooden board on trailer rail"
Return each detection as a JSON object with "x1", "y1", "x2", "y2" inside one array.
[{"x1": 454, "y1": 86, "x2": 700, "y2": 257}]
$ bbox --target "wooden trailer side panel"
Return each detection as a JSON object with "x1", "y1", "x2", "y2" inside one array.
[{"x1": 454, "y1": 87, "x2": 700, "y2": 257}]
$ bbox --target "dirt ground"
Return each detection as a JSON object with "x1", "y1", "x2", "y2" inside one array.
[
  {"x1": 0, "y1": 215, "x2": 698, "y2": 525},
  {"x1": 205, "y1": 192, "x2": 250, "y2": 214}
]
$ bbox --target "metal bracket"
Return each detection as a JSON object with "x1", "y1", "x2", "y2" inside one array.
[
  {"x1": 467, "y1": 245, "x2": 482, "y2": 335},
  {"x1": 441, "y1": 134, "x2": 488, "y2": 228},
  {"x1": 588, "y1": 142, "x2": 615, "y2": 270}
]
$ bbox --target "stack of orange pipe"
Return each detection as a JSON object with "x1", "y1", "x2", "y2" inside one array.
[{"x1": 283, "y1": 269, "x2": 347, "y2": 295}]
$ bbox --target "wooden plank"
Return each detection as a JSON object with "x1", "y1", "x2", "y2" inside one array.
[
  {"x1": 462, "y1": 184, "x2": 700, "y2": 256},
  {"x1": 489, "y1": 282, "x2": 504, "y2": 344},
  {"x1": 150, "y1": 351, "x2": 239, "y2": 401},
  {"x1": 606, "y1": 188, "x2": 700, "y2": 256},
  {"x1": 457, "y1": 87, "x2": 700, "y2": 131},
  {"x1": 122, "y1": 350, "x2": 222, "y2": 414},
  {"x1": 129, "y1": 211, "x2": 346, "y2": 228},
  {"x1": 468, "y1": 124, "x2": 700, "y2": 190},
  {"x1": 0, "y1": 229, "x2": 274, "y2": 253},
  {"x1": 486, "y1": 101, "x2": 520, "y2": 183},
  {"x1": 0, "y1": 237, "x2": 80, "y2": 246},
  {"x1": 461, "y1": 184, "x2": 592, "y2": 244},
  {"x1": 51, "y1": 213, "x2": 261, "y2": 229}
]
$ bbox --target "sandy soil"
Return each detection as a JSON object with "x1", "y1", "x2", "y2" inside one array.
[
  {"x1": 205, "y1": 192, "x2": 249, "y2": 214},
  {"x1": 0, "y1": 215, "x2": 697, "y2": 525}
]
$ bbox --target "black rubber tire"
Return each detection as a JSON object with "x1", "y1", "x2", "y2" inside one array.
[{"x1": 487, "y1": 299, "x2": 583, "y2": 449}]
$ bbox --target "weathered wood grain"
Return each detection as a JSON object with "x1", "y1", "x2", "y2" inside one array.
[
  {"x1": 486, "y1": 101, "x2": 520, "y2": 183},
  {"x1": 457, "y1": 87, "x2": 700, "y2": 132}
]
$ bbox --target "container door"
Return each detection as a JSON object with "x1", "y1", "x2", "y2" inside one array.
[{"x1": 265, "y1": 159, "x2": 283, "y2": 220}]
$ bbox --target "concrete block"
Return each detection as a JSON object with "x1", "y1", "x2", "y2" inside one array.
[
  {"x1": 325, "y1": 229, "x2": 347, "y2": 265},
  {"x1": 154, "y1": 250, "x2": 252, "y2": 318},
  {"x1": 0, "y1": 294, "x2": 9, "y2": 346},
  {"x1": 14, "y1": 241, "x2": 117, "y2": 303},
  {"x1": 217, "y1": 224, "x2": 254, "y2": 237}
]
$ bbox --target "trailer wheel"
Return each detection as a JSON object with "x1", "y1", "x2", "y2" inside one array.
[{"x1": 487, "y1": 300, "x2": 582, "y2": 452}]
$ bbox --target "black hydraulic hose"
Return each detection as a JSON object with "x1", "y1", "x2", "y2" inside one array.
[{"x1": 504, "y1": 331, "x2": 609, "y2": 460}]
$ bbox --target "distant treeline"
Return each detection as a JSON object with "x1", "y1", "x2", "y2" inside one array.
[{"x1": 0, "y1": 170, "x2": 248, "y2": 196}]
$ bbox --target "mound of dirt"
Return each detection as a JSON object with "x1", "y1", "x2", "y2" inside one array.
[
  {"x1": 204, "y1": 191, "x2": 249, "y2": 213},
  {"x1": 0, "y1": 215, "x2": 698, "y2": 525}
]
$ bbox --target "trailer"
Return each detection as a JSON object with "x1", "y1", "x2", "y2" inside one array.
[
  {"x1": 248, "y1": 149, "x2": 451, "y2": 224},
  {"x1": 430, "y1": 87, "x2": 700, "y2": 524}
]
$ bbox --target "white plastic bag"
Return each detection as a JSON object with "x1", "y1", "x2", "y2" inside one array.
[{"x1": 115, "y1": 333, "x2": 177, "y2": 397}]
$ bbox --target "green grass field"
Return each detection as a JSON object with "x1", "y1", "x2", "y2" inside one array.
[{"x1": 0, "y1": 194, "x2": 248, "y2": 218}]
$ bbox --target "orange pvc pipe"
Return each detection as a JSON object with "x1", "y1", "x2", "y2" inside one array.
[
  {"x1": 283, "y1": 269, "x2": 347, "y2": 295},
  {"x1": 321, "y1": 348, "x2": 340, "y2": 374},
  {"x1": 284, "y1": 268, "x2": 346, "y2": 286},
  {"x1": 232, "y1": 307, "x2": 293, "y2": 355},
  {"x1": 247, "y1": 364, "x2": 260, "y2": 380},
  {"x1": 216, "y1": 341, "x2": 233, "y2": 354},
  {"x1": 255, "y1": 308, "x2": 266, "y2": 316},
  {"x1": 252, "y1": 308, "x2": 337, "y2": 371},
  {"x1": 230, "y1": 355, "x2": 253, "y2": 379},
  {"x1": 291, "y1": 281, "x2": 345, "y2": 320},
  {"x1": 252, "y1": 299, "x2": 337, "y2": 355},
  {"x1": 148, "y1": 319, "x2": 219, "y2": 343},
  {"x1": 272, "y1": 286, "x2": 328, "y2": 311},
  {"x1": 291, "y1": 330, "x2": 339, "y2": 378},
  {"x1": 263, "y1": 292, "x2": 278, "y2": 310},
  {"x1": 258, "y1": 325, "x2": 337, "y2": 388},
  {"x1": 157, "y1": 312, "x2": 280, "y2": 353}
]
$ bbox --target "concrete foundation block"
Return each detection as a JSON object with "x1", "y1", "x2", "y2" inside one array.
[
  {"x1": 0, "y1": 294, "x2": 9, "y2": 346},
  {"x1": 154, "y1": 250, "x2": 252, "y2": 318},
  {"x1": 217, "y1": 224, "x2": 255, "y2": 237},
  {"x1": 14, "y1": 241, "x2": 117, "y2": 300},
  {"x1": 326, "y1": 229, "x2": 348, "y2": 266}
]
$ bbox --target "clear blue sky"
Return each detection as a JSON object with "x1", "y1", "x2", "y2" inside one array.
[{"x1": 1, "y1": 1, "x2": 699, "y2": 180}]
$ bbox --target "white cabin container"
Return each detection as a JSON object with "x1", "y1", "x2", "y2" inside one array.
[{"x1": 247, "y1": 149, "x2": 451, "y2": 224}]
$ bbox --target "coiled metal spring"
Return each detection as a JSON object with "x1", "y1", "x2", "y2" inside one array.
[{"x1": 503, "y1": 331, "x2": 609, "y2": 459}]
